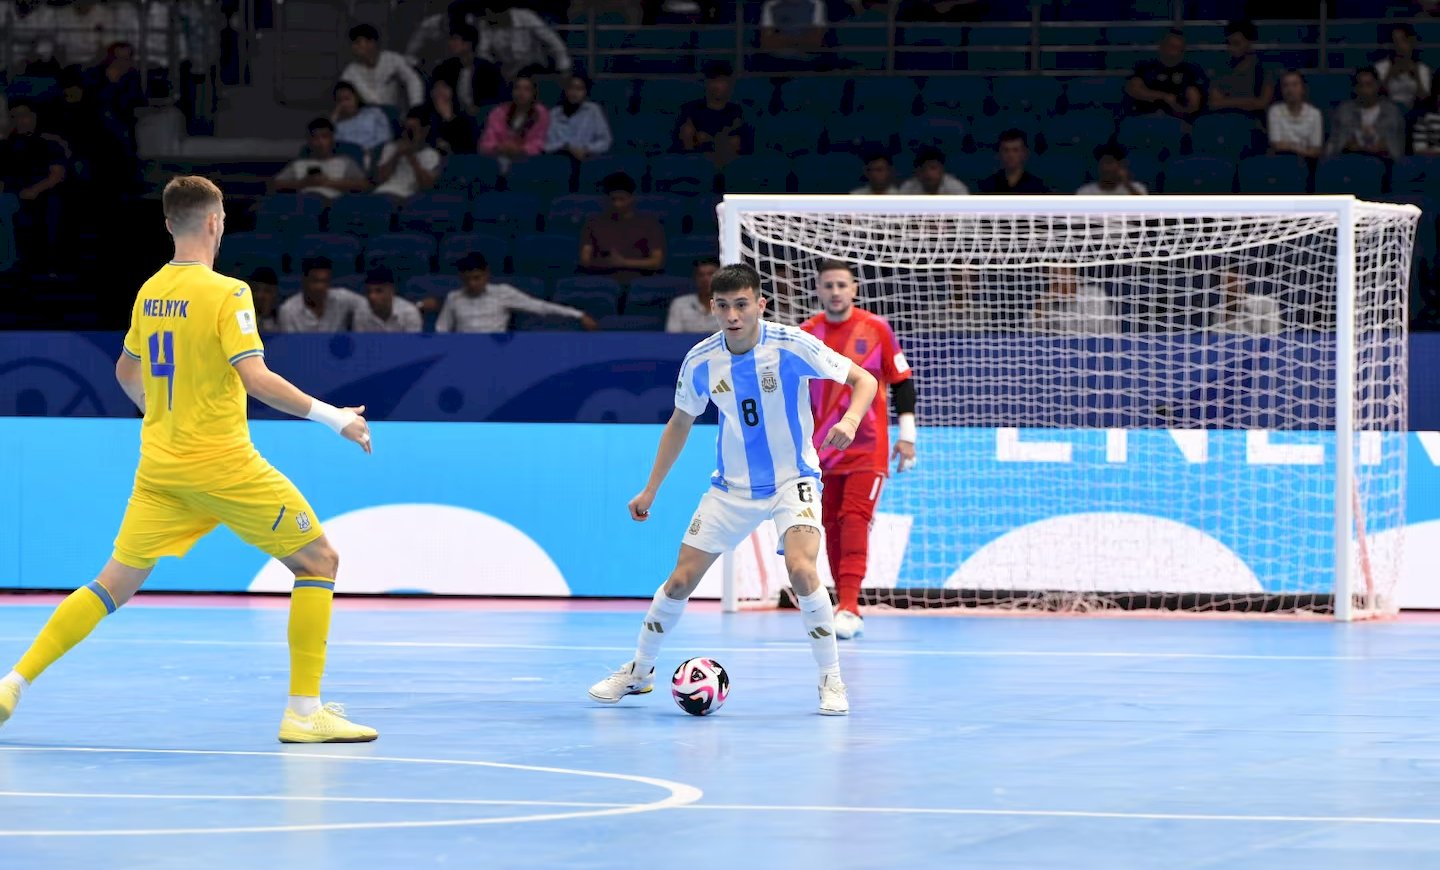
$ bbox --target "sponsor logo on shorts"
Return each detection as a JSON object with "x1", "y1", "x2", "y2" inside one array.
[
  {"x1": 760, "y1": 371, "x2": 778, "y2": 393},
  {"x1": 296, "y1": 511, "x2": 312, "y2": 533},
  {"x1": 688, "y1": 516, "x2": 702, "y2": 535}
]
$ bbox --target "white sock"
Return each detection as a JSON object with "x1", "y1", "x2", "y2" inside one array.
[
  {"x1": 797, "y1": 588, "x2": 841, "y2": 679},
  {"x1": 2, "y1": 670, "x2": 28, "y2": 695},
  {"x1": 287, "y1": 695, "x2": 321, "y2": 716},
  {"x1": 634, "y1": 586, "x2": 687, "y2": 674}
]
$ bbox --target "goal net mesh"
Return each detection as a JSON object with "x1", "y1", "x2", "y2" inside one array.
[{"x1": 726, "y1": 200, "x2": 1419, "y2": 617}]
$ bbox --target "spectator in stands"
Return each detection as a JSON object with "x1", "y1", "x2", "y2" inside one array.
[
  {"x1": 436, "y1": 252, "x2": 598, "y2": 332},
  {"x1": 1375, "y1": 24, "x2": 1432, "y2": 112},
  {"x1": 48, "y1": 68, "x2": 107, "y2": 180},
  {"x1": 899, "y1": 146, "x2": 968, "y2": 195},
  {"x1": 676, "y1": 61, "x2": 752, "y2": 166},
  {"x1": 353, "y1": 266, "x2": 423, "y2": 333},
  {"x1": 431, "y1": 23, "x2": 503, "y2": 115},
  {"x1": 375, "y1": 107, "x2": 442, "y2": 202},
  {"x1": 644, "y1": 0, "x2": 722, "y2": 24},
  {"x1": 977, "y1": 129, "x2": 1048, "y2": 194},
  {"x1": 1209, "y1": 270, "x2": 1280, "y2": 335},
  {"x1": 1034, "y1": 267, "x2": 1119, "y2": 334},
  {"x1": 52, "y1": 0, "x2": 131, "y2": 70},
  {"x1": 247, "y1": 267, "x2": 281, "y2": 334},
  {"x1": 545, "y1": 73, "x2": 613, "y2": 161},
  {"x1": 341, "y1": 23, "x2": 426, "y2": 115},
  {"x1": 278, "y1": 257, "x2": 365, "y2": 333},
  {"x1": 666, "y1": 256, "x2": 720, "y2": 332},
  {"x1": 425, "y1": 78, "x2": 479, "y2": 156},
  {"x1": 851, "y1": 151, "x2": 900, "y2": 195},
  {"x1": 84, "y1": 42, "x2": 145, "y2": 149},
  {"x1": 273, "y1": 118, "x2": 370, "y2": 199},
  {"x1": 0, "y1": 101, "x2": 66, "y2": 272},
  {"x1": 756, "y1": 0, "x2": 830, "y2": 72},
  {"x1": 479, "y1": 73, "x2": 550, "y2": 167},
  {"x1": 580, "y1": 172, "x2": 666, "y2": 280},
  {"x1": 1267, "y1": 71, "x2": 1323, "y2": 159},
  {"x1": 1207, "y1": 20, "x2": 1274, "y2": 119},
  {"x1": 1125, "y1": 29, "x2": 1206, "y2": 123},
  {"x1": 331, "y1": 81, "x2": 394, "y2": 162},
  {"x1": 1326, "y1": 67, "x2": 1406, "y2": 159},
  {"x1": 1076, "y1": 143, "x2": 1148, "y2": 195},
  {"x1": 476, "y1": 7, "x2": 572, "y2": 81}
]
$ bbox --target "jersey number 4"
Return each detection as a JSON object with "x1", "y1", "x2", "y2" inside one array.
[{"x1": 148, "y1": 330, "x2": 176, "y2": 410}]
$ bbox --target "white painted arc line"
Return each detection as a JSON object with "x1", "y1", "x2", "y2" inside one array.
[
  {"x1": 0, "y1": 792, "x2": 632, "y2": 809},
  {"x1": 676, "y1": 805, "x2": 1440, "y2": 826}
]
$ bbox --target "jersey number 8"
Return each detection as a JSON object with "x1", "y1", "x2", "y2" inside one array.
[{"x1": 741, "y1": 398, "x2": 759, "y2": 427}]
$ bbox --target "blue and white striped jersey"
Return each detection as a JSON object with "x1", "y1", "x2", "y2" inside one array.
[{"x1": 675, "y1": 322, "x2": 852, "y2": 499}]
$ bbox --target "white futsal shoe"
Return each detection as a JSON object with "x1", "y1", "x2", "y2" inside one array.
[
  {"x1": 833, "y1": 610, "x2": 864, "y2": 640},
  {"x1": 818, "y1": 674, "x2": 850, "y2": 716},
  {"x1": 588, "y1": 661, "x2": 655, "y2": 704}
]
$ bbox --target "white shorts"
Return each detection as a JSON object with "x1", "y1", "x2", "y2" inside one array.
[{"x1": 682, "y1": 478, "x2": 823, "y2": 556}]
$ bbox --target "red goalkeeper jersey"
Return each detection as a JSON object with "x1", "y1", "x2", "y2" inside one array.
[{"x1": 801, "y1": 308, "x2": 912, "y2": 475}]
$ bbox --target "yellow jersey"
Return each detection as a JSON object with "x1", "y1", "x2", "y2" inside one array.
[{"x1": 122, "y1": 261, "x2": 265, "y2": 488}]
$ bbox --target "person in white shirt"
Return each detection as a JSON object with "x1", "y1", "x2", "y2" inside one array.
[
  {"x1": 1210, "y1": 271, "x2": 1281, "y2": 335},
  {"x1": 340, "y1": 23, "x2": 425, "y2": 114},
  {"x1": 1075, "y1": 143, "x2": 1149, "y2": 195},
  {"x1": 898, "y1": 146, "x2": 969, "y2": 195},
  {"x1": 476, "y1": 7, "x2": 571, "y2": 81},
  {"x1": 435, "y1": 253, "x2": 598, "y2": 333},
  {"x1": 1375, "y1": 24, "x2": 1432, "y2": 111},
  {"x1": 352, "y1": 266, "x2": 423, "y2": 333},
  {"x1": 374, "y1": 108, "x2": 442, "y2": 202},
  {"x1": 1033, "y1": 267, "x2": 1120, "y2": 334},
  {"x1": 278, "y1": 257, "x2": 366, "y2": 333},
  {"x1": 850, "y1": 151, "x2": 900, "y2": 195},
  {"x1": 1267, "y1": 71, "x2": 1324, "y2": 159},
  {"x1": 272, "y1": 118, "x2": 371, "y2": 200},
  {"x1": 665, "y1": 257, "x2": 719, "y2": 332}
]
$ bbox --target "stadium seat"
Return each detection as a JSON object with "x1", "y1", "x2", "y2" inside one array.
[
  {"x1": 402, "y1": 274, "x2": 460, "y2": 303},
  {"x1": 900, "y1": 114, "x2": 969, "y2": 154},
  {"x1": 1392, "y1": 155, "x2": 1440, "y2": 195},
  {"x1": 950, "y1": 151, "x2": 998, "y2": 189},
  {"x1": 1159, "y1": 156, "x2": 1236, "y2": 194},
  {"x1": 617, "y1": 112, "x2": 681, "y2": 155},
  {"x1": 1190, "y1": 113, "x2": 1258, "y2": 161},
  {"x1": 605, "y1": 28, "x2": 695, "y2": 75},
  {"x1": 635, "y1": 79, "x2": 696, "y2": 116},
  {"x1": 849, "y1": 78, "x2": 920, "y2": 117},
  {"x1": 590, "y1": 79, "x2": 636, "y2": 115},
  {"x1": 731, "y1": 77, "x2": 777, "y2": 116},
  {"x1": 823, "y1": 111, "x2": 900, "y2": 155},
  {"x1": 553, "y1": 277, "x2": 623, "y2": 318},
  {"x1": 991, "y1": 77, "x2": 1064, "y2": 116},
  {"x1": 1124, "y1": 150, "x2": 1165, "y2": 191},
  {"x1": 512, "y1": 232, "x2": 581, "y2": 280},
  {"x1": 648, "y1": 153, "x2": 717, "y2": 196},
  {"x1": 1041, "y1": 109, "x2": 1115, "y2": 155},
  {"x1": 625, "y1": 275, "x2": 693, "y2": 315},
  {"x1": 215, "y1": 232, "x2": 283, "y2": 277},
  {"x1": 1305, "y1": 73, "x2": 1353, "y2": 113},
  {"x1": 1027, "y1": 151, "x2": 1088, "y2": 193},
  {"x1": 633, "y1": 194, "x2": 691, "y2": 235},
  {"x1": 470, "y1": 192, "x2": 544, "y2": 235},
  {"x1": 1315, "y1": 154, "x2": 1386, "y2": 197},
  {"x1": 439, "y1": 230, "x2": 511, "y2": 274},
  {"x1": 292, "y1": 233, "x2": 363, "y2": 274},
  {"x1": 496, "y1": 274, "x2": 549, "y2": 298},
  {"x1": 666, "y1": 238, "x2": 718, "y2": 276},
  {"x1": 505, "y1": 154, "x2": 575, "y2": 198},
  {"x1": 688, "y1": 196, "x2": 721, "y2": 237},
  {"x1": 578, "y1": 154, "x2": 648, "y2": 194},
  {"x1": 1063, "y1": 77, "x2": 1123, "y2": 111},
  {"x1": 1238, "y1": 154, "x2": 1311, "y2": 194},
  {"x1": 326, "y1": 194, "x2": 395, "y2": 238},
  {"x1": 756, "y1": 111, "x2": 827, "y2": 157},
  {"x1": 777, "y1": 78, "x2": 848, "y2": 114},
  {"x1": 694, "y1": 28, "x2": 739, "y2": 73},
  {"x1": 1117, "y1": 114, "x2": 1185, "y2": 159},
  {"x1": 792, "y1": 152, "x2": 864, "y2": 194},
  {"x1": 254, "y1": 194, "x2": 326, "y2": 235},
  {"x1": 599, "y1": 312, "x2": 666, "y2": 331},
  {"x1": 721, "y1": 154, "x2": 793, "y2": 194},
  {"x1": 547, "y1": 194, "x2": 608, "y2": 232},
  {"x1": 436, "y1": 154, "x2": 502, "y2": 196},
  {"x1": 833, "y1": 14, "x2": 891, "y2": 70},
  {"x1": 364, "y1": 233, "x2": 437, "y2": 286},
  {"x1": 512, "y1": 312, "x2": 585, "y2": 331},
  {"x1": 968, "y1": 113, "x2": 1040, "y2": 152},
  {"x1": 397, "y1": 193, "x2": 469, "y2": 236},
  {"x1": 920, "y1": 76, "x2": 987, "y2": 113}
]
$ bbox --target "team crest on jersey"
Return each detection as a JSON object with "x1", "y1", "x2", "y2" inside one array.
[
  {"x1": 688, "y1": 516, "x2": 702, "y2": 535},
  {"x1": 760, "y1": 371, "x2": 778, "y2": 393},
  {"x1": 296, "y1": 511, "x2": 312, "y2": 533},
  {"x1": 854, "y1": 338, "x2": 868, "y2": 354}
]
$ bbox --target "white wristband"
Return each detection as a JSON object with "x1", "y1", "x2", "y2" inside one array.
[
  {"x1": 306, "y1": 399, "x2": 357, "y2": 435},
  {"x1": 898, "y1": 413, "x2": 917, "y2": 444}
]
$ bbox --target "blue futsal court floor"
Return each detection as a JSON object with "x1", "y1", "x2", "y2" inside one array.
[{"x1": 1, "y1": 596, "x2": 1439, "y2": 869}]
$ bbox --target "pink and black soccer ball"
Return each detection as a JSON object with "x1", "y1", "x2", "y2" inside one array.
[{"x1": 671, "y1": 657, "x2": 729, "y2": 716}]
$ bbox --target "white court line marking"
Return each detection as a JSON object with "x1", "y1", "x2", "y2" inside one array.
[
  {"x1": 0, "y1": 792, "x2": 633, "y2": 809},
  {"x1": 0, "y1": 636, "x2": 1409, "y2": 662},
  {"x1": 0, "y1": 747, "x2": 701, "y2": 837}
]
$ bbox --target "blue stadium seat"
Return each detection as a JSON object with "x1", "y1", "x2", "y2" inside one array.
[
  {"x1": 1238, "y1": 154, "x2": 1311, "y2": 194},
  {"x1": 793, "y1": 152, "x2": 864, "y2": 194},
  {"x1": 1160, "y1": 156, "x2": 1237, "y2": 194},
  {"x1": 900, "y1": 115, "x2": 969, "y2": 154},
  {"x1": 578, "y1": 154, "x2": 649, "y2": 193},
  {"x1": 364, "y1": 233, "x2": 437, "y2": 286},
  {"x1": 721, "y1": 154, "x2": 793, "y2": 193},
  {"x1": 1117, "y1": 114, "x2": 1184, "y2": 159},
  {"x1": 327, "y1": 194, "x2": 395, "y2": 238},
  {"x1": 512, "y1": 232, "x2": 581, "y2": 280},
  {"x1": 949, "y1": 151, "x2": 998, "y2": 189},
  {"x1": 1063, "y1": 77, "x2": 1123, "y2": 111},
  {"x1": 688, "y1": 196, "x2": 721, "y2": 237},
  {"x1": 968, "y1": 112, "x2": 1040, "y2": 152},
  {"x1": 439, "y1": 230, "x2": 512, "y2": 274},
  {"x1": 615, "y1": 112, "x2": 680, "y2": 155},
  {"x1": 496, "y1": 274, "x2": 549, "y2": 299},
  {"x1": 590, "y1": 79, "x2": 636, "y2": 115},
  {"x1": 216, "y1": 232, "x2": 283, "y2": 277},
  {"x1": 991, "y1": 77, "x2": 1064, "y2": 115},
  {"x1": 547, "y1": 194, "x2": 608, "y2": 232},
  {"x1": 1305, "y1": 73, "x2": 1353, "y2": 113},
  {"x1": 5, "y1": 75, "x2": 59, "y2": 101},
  {"x1": 625, "y1": 275, "x2": 693, "y2": 315},
  {"x1": 823, "y1": 111, "x2": 900, "y2": 155},
  {"x1": 648, "y1": 153, "x2": 717, "y2": 196},
  {"x1": 255, "y1": 194, "x2": 326, "y2": 235},
  {"x1": 402, "y1": 274, "x2": 460, "y2": 303},
  {"x1": 554, "y1": 277, "x2": 623, "y2": 318},
  {"x1": 694, "y1": 28, "x2": 739, "y2": 72},
  {"x1": 604, "y1": 28, "x2": 695, "y2": 75},
  {"x1": 920, "y1": 76, "x2": 987, "y2": 113},
  {"x1": 634, "y1": 194, "x2": 691, "y2": 235},
  {"x1": 1392, "y1": 155, "x2": 1440, "y2": 195},
  {"x1": 732, "y1": 77, "x2": 777, "y2": 115},
  {"x1": 635, "y1": 79, "x2": 697, "y2": 116},
  {"x1": 777, "y1": 78, "x2": 848, "y2": 114},
  {"x1": 849, "y1": 78, "x2": 920, "y2": 117},
  {"x1": 1314, "y1": 154, "x2": 1386, "y2": 197},
  {"x1": 1041, "y1": 109, "x2": 1115, "y2": 155},
  {"x1": 397, "y1": 193, "x2": 469, "y2": 236},
  {"x1": 292, "y1": 233, "x2": 363, "y2": 274},
  {"x1": 599, "y1": 312, "x2": 666, "y2": 331},
  {"x1": 833, "y1": 17, "x2": 890, "y2": 71},
  {"x1": 964, "y1": 47, "x2": 1029, "y2": 73},
  {"x1": 1190, "y1": 113, "x2": 1259, "y2": 161},
  {"x1": 436, "y1": 154, "x2": 502, "y2": 196},
  {"x1": 470, "y1": 192, "x2": 544, "y2": 235},
  {"x1": 756, "y1": 112, "x2": 827, "y2": 157},
  {"x1": 505, "y1": 154, "x2": 575, "y2": 198},
  {"x1": 666, "y1": 237, "x2": 719, "y2": 276},
  {"x1": 512, "y1": 312, "x2": 585, "y2": 331},
  {"x1": 1027, "y1": 151, "x2": 1088, "y2": 193},
  {"x1": 1124, "y1": 150, "x2": 1165, "y2": 191}
]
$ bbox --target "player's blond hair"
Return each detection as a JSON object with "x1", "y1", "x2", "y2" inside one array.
[{"x1": 162, "y1": 175, "x2": 223, "y2": 237}]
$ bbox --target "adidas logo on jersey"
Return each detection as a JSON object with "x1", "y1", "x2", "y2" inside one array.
[
  {"x1": 713, "y1": 379, "x2": 732, "y2": 394},
  {"x1": 796, "y1": 507, "x2": 817, "y2": 519}
]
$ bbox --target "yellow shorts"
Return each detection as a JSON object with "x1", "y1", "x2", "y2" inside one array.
[{"x1": 112, "y1": 460, "x2": 325, "y2": 569}]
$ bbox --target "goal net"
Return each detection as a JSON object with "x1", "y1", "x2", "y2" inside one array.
[{"x1": 715, "y1": 195, "x2": 1420, "y2": 620}]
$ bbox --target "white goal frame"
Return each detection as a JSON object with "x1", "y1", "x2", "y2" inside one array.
[{"x1": 716, "y1": 194, "x2": 1421, "y2": 622}]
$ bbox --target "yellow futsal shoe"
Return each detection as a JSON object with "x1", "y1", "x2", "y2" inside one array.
[
  {"x1": 0, "y1": 680, "x2": 20, "y2": 727},
  {"x1": 278, "y1": 702, "x2": 378, "y2": 743}
]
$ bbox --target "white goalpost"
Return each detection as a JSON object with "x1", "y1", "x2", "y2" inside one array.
[{"x1": 714, "y1": 194, "x2": 1421, "y2": 621}]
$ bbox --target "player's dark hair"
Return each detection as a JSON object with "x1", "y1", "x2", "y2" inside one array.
[
  {"x1": 601, "y1": 172, "x2": 637, "y2": 194},
  {"x1": 1164, "y1": 27, "x2": 1185, "y2": 41},
  {"x1": 248, "y1": 267, "x2": 278, "y2": 285},
  {"x1": 703, "y1": 60, "x2": 734, "y2": 79},
  {"x1": 301, "y1": 256, "x2": 333, "y2": 275},
  {"x1": 914, "y1": 145, "x2": 946, "y2": 167},
  {"x1": 457, "y1": 252, "x2": 490, "y2": 273},
  {"x1": 710, "y1": 263, "x2": 762, "y2": 298},
  {"x1": 998, "y1": 128, "x2": 1028, "y2": 148},
  {"x1": 349, "y1": 23, "x2": 380, "y2": 43},
  {"x1": 693, "y1": 256, "x2": 721, "y2": 270},
  {"x1": 817, "y1": 259, "x2": 855, "y2": 277},
  {"x1": 162, "y1": 175, "x2": 223, "y2": 237},
  {"x1": 861, "y1": 149, "x2": 892, "y2": 166},
  {"x1": 1094, "y1": 141, "x2": 1128, "y2": 162},
  {"x1": 307, "y1": 117, "x2": 335, "y2": 134},
  {"x1": 451, "y1": 23, "x2": 479, "y2": 46},
  {"x1": 333, "y1": 80, "x2": 362, "y2": 103},
  {"x1": 1224, "y1": 19, "x2": 1257, "y2": 41},
  {"x1": 1354, "y1": 65, "x2": 1380, "y2": 84},
  {"x1": 366, "y1": 265, "x2": 395, "y2": 286},
  {"x1": 405, "y1": 106, "x2": 430, "y2": 125}
]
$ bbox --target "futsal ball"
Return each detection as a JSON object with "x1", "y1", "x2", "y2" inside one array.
[{"x1": 671, "y1": 657, "x2": 729, "y2": 716}]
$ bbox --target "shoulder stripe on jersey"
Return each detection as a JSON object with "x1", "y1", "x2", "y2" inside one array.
[
  {"x1": 683, "y1": 334, "x2": 724, "y2": 363},
  {"x1": 122, "y1": 346, "x2": 141, "y2": 360},
  {"x1": 228, "y1": 349, "x2": 265, "y2": 366}
]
